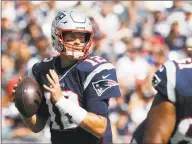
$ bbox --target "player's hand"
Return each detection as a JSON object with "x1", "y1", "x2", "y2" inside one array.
[
  {"x1": 43, "y1": 69, "x2": 62, "y2": 104},
  {"x1": 12, "y1": 77, "x2": 22, "y2": 102}
]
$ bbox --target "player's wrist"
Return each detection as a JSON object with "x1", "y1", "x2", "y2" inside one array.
[
  {"x1": 55, "y1": 96, "x2": 88, "y2": 125},
  {"x1": 51, "y1": 94, "x2": 63, "y2": 104}
]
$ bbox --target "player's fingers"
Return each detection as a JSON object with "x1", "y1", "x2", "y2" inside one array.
[
  {"x1": 43, "y1": 84, "x2": 53, "y2": 92},
  {"x1": 51, "y1": 69, "x2": 59, "y2": 82},
  {"x1": 49, "y1": 69, "x2": 59, "y2": 83},
  {"x1": 46, "y1": 74, "x2": 55, "y2": 86},
  {"x1": 49, "y1": 69, "x2": 56, "y2": 83}
]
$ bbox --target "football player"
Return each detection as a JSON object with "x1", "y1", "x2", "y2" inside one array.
[
  {"x1": 131, "y1": 58, "x2": 192, "y2": 144},
  {"x1": 12, "y1": 9, "x2": 121, "y2": 144}
]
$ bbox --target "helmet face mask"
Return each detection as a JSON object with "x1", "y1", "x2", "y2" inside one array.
[{"x1": 51, "y1": 9, "x2": 93, "y2": 60}]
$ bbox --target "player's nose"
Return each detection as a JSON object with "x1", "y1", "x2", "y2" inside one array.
[{"x1": 73, "y1": 38, "x2": 81, "y2": 45}]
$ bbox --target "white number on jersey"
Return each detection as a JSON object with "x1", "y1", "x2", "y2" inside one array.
[
  {"x1": 84, "y1": 56, "x2": 107, "y2": 66},
  {"x1": 46, "y1": 90, "x2": 79, "y2": 130},
  {"x1": 59, "y1": 91, "x2": 79, "y2": 130},
  {"x1": 176, "y1": 58, "x2": 192, "y2": 69},
  {"x1": 43, "y1": 57, "x2": 53, "y2": 62}
]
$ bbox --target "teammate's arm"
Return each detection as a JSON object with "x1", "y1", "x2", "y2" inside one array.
[{"x1": 143, "y1": 92, "x2": 176, "y2": 144}]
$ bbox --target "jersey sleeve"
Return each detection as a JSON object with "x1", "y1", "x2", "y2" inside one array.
[
  {"x1": 27, "y1": 57, "x2": 55, "y2": 86},
  {"x1": 86, "y1": 98, "x2": 109, "y2": 116},
  {"x1": 84, "y1": 62, "x2": 121, "y2": 101},
  {"x1": 152, "y1": 61, "x2": 177, "y2": 104}
]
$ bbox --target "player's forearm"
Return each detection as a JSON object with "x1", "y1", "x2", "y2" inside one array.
[
  {"x1": 143, "y1": 95, "x2": 176, "y2": 144},
  {"x1": 55, "y1": 96, "x2": 107, "y2": 137},
  {"x1": 80, "y1": 112, "x2": 107, "y2": 138},
  {"x1": 20, "y1": 114, "x2": 47, "y2": 133}
]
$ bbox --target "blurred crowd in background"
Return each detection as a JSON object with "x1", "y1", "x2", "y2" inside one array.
[{"x1": 2, "y1": 1, "x2": 192, "y2": 143}]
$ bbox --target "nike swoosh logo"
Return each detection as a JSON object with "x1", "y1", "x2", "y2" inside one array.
[{"x1": 102, "y1": 74, "x2": 110, "y2": 79}]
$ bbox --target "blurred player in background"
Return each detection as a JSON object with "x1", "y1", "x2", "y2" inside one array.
[
  {"x1": 131, "y1": 57, "x2": 192, "y2": 144},
  {"x1": 12, "y1": 9, "x2": 121, "y2": 144}
]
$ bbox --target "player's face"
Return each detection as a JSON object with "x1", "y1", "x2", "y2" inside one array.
[{"x1": 63, "y1": 32, "x2": 86, "y2": 52}]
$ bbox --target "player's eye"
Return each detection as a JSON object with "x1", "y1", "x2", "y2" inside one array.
[
  {"x1": 79, "y1": 38, "x2": 85, "y2": 43},
  {"x1": 66, "y1": 39, "x2": 73, "y2": 42}
]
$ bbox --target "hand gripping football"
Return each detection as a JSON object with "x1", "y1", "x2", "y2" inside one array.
[{"x1": 14, "y1": 75, "x2": 43, "y2": 118}]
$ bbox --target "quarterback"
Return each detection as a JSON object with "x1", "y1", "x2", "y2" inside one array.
[{"x1": 13, "y1": 9, "x2": 121, "y2": 144}]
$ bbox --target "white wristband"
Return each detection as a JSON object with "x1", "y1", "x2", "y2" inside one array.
[{"x1": 55, "y1": 96, "x2": 88, "y2": 125}]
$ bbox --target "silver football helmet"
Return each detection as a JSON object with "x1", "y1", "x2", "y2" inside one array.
[{"x1": 51, "y1": 9, "x2": 93, "y2": 59}]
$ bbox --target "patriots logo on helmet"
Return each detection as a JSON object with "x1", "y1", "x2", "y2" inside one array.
[
  {"x1": 55, "y1": 12, "x2": 66, "y2": 25},
  {"x1": 56, "y1": 12, "x2": 66, "y2": 21},
  {"x1": 92, "y1": 79, "x2": 118, "y2": 96}
]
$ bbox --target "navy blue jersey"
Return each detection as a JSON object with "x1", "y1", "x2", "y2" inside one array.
[
  {"x1": 28, "y1": 55, "x2": 121, "y2": 144},
  {"x1": 132, "y1": 58, "x2": 192, "y2": 144}
]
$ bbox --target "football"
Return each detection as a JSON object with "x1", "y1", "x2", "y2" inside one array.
[{"x1": 14, "y1": 75, "x2": 43, "y2": 118}]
